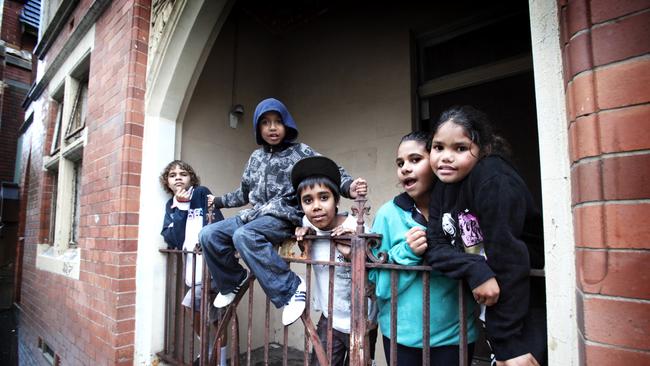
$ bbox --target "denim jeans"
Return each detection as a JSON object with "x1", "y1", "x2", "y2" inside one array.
[{"x1": 199, "y1": 215, "x2": 299, "y2": 308}]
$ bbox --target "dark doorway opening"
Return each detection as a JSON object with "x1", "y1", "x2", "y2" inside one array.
[
  {"x1": 415, "y1": 4, "x2": 541, "y2": 203},
  {"x1": 414, "y1": 3, "x2": 545, "y2": 362},
  {"x1": 424, "y1": 71, "x2": 541, "y2": 204}
]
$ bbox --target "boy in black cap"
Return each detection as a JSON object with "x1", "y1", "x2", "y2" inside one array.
[{"x1": 293, "y1": 156, "x2": 376, "y2": 366}]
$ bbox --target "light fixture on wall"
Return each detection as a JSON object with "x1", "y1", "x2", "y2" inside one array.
[{"x1": 229, "y1": 104, "x2": 244, "y2": 129}]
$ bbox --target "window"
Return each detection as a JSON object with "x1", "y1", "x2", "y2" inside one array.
[
  {"x1": 43, "y1": 69, "x2": 88, "y2": 255},
  {"x1": 415, "y1": 8, "x2": 533, "y2": 128},
  {"x1": 65, "y1": 78, "x2": 87, "y2": 141},
  {"x1": 50, "y1": 101, "x2": 62, "y2": 154},
  {"x1": 48, "y1": 172, "x2": 58, "y2": 245},
  {"x1": 70, "y1": 161, "x2": 82, "y2": 247}
]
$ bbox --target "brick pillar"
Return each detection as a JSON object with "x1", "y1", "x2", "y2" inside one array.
[{"x1": 559, "y1": 1, "x2": 650, "y2": 364}]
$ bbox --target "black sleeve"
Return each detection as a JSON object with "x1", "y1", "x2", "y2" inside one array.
[
  {"x1": 475, "y1": 175, "x2": 533, "y2": 360},
  {"x1": 160, "y1": 200, "x2": 187, "y2": 250},
  {"x1": 423, "y1": 184, "x2": 495, "y2": 289}
]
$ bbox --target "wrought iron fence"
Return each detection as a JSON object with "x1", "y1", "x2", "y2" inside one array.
[{"x1": 157, "y1": 195, "x2": 543, "y2": 365}]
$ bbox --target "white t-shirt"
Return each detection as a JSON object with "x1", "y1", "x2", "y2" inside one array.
[
  {"x1": 304, "y1": 214, "x2": 360, "y2": 333},
  {"x1": 174, "y1": 194, "x2": 205, "y2": 287}
]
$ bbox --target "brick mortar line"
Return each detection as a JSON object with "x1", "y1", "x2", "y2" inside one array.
[
  {"x1": 568, "y1": 53, "x2": 650, "y2": 81},
  {"x1": 567, "y1": 100, "x2": 650, "y2": 127},
  {"x1": 96, "y1": 274, "x2": 137, "y2": 281},
  {"x1": 582, "y1": 292, "x2": 650, "y2": 304},
  {"x1": 124, "y1": 2, "x2": 149, "y2": 102},
  {"x1": 591, "y1": 7, "x2": 650, "y2": 30},
  {"x1": 102, "y1": 310, "x2": 137, "y2": 325},
  {"x1": 576, "y1": 247, "x2": 650, "y2": 253},
  {"x1": 576, "y1": 246, "x2": 650, "y2": 253},
  {"x1": 566, "y1": 8, "x2": 650, "y2": 43},
  {"x1": 570, "y1": 149, "x2": 650, "y2": 167},
  {"x1": 568, "y1": 101, "x2": 650, "y2": 122},
  {"x1": 14, "y1": 302, "x2": 50, "y2": 345},
  {"x1": 84, "y1": 146, "x2": 143, "y2": 165},
  {"x1": 573, "y1": 198, "x2": 650, "y2": 208},
  {"x1": 584, "y1": 339, "x2": 650, "y2": 354},
  {"x1": 567, "y1": 28, "x2": 590, "y2": 43}
]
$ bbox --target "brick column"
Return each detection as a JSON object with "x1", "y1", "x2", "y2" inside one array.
[{"x1": 559, "y1": 1, "x2": 650, "y2": 364}]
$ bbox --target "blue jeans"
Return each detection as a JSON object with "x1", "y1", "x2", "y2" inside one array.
[{"x1": 199, "y1": 215, "x2": 299, "y2": 308}]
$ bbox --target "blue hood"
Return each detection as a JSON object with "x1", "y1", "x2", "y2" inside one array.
[{"x1": 253, "y1": 98, "x2": 299, "y2": 145}]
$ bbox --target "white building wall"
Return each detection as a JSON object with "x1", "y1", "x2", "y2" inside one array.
[{"x1": 529, "y1": 0, "x2": 579, "y2": 364}]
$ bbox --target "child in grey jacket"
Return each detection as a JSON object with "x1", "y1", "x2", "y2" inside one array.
[{"x1": 199, "y1": 98, "x2": 366, "y2": 326}]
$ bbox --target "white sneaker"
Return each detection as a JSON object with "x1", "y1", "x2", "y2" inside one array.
[
  {"x1": 213, "y1": 271, "x2": 249, "y2": 308},
  {"x1": 281, "y1": 277, "x2": 306, "y2": 326}
]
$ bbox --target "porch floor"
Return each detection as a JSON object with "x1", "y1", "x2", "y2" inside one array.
[{"x1": 237, "y1": 343, "x2": 491, "y2": 366}]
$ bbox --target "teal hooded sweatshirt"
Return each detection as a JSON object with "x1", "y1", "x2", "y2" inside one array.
[{"x1": 368, "y1": 192, "x2": 477, "y2": 348}]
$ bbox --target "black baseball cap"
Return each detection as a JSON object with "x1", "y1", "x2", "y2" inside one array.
[{"x1": 291, "y1": 156, "x2": 341, "y2": 190}]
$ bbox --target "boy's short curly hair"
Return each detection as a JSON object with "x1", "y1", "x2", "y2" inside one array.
[{"x1": 159, "y1": 160, "x2": 201, "y2": 195}]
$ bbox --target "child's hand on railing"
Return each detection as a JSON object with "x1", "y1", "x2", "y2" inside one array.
[
  {"x1": 331, "y1": 226, "x2": 354, "y2": 237},
  {"x1": 349, "y1": 178, "x2": 368, "y2": 198},
  {"x1": 472, "y1": 277, "x2": 500, "y2": 306},
  {"x1": 497, "y1": 353, "x2": 540, "y2": 366},
  {"x1": 295, "y1": 227, "x2": 314, "y2": 253},
  {"x1": 332, "y1": 226, "x2": 355, "y2": 259},
  {"x1": 294, "y1": 227, "x2": 313, "y2": 242},
  {"x1": 405, "y1": 227, "x2": 428, "y2": 256}
]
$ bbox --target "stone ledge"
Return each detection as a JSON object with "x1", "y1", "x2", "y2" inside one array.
[{"x1": 35, "y1": 244, "x2": 80, "y2": 279}]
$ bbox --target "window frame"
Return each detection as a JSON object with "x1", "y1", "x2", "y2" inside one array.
[{"x1": 44, "y1": 67, "x2": 88, "y2": 253}]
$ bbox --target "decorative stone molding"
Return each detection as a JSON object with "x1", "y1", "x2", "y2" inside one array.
[
  {"x1": 147, "y1": 0, "x2": 184, "y2": 89},
  {"x1": 34, "y1": 0, "x2": 80, "y2": 59},
  {"x1": 24, "y1": 0, "x2": 110, "y2": 107}
]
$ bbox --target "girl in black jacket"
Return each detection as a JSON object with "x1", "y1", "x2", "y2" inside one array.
[{"x1": 421, "y1": 106, "x2": 546, "y2": 366}]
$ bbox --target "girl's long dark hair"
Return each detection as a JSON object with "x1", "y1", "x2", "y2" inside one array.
[{"x1": 433, "y1": 105, "x2": 512, "y2": 158}]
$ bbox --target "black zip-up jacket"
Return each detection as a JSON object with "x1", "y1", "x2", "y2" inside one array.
[
  {"x1": 424, "y1": 155, "x2": 545, "y2": 362},
  {"x1": 161, "y1": 186, "x2": 224, "y2": 250}
]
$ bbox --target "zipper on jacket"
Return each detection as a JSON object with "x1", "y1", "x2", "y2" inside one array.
[{"x1": 263, "y1": 149, "x2": 273, "y2": 202}]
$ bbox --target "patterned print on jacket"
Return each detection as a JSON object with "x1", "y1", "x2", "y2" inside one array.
[
  {"x1": 441, "y1": 208, "x2": 486, "y2": 256},
  {"x1": 215, "y1": 143, "x2": 353, "y2": 225}
]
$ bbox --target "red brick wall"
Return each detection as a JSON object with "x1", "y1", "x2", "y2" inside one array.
[
  {"x1": 2, "y1": 0, "x2": 26, "y2": 48},
  {"x1": 0, "y1": 82, "x2": 28, "y2": 182},
  {"x1": 17, "y1": 0, "x2": 151, "y2": 364},
  {"x1": 559, "y1": 0, "x2": 650, "y2": 364},
  {"x1": 0, "y1": 0, "x2": 36, "y2": 182}
]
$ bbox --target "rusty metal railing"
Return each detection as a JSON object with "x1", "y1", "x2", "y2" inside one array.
[{"x1": 158, "y1": 194, "x2": 543, "y2": 365}]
